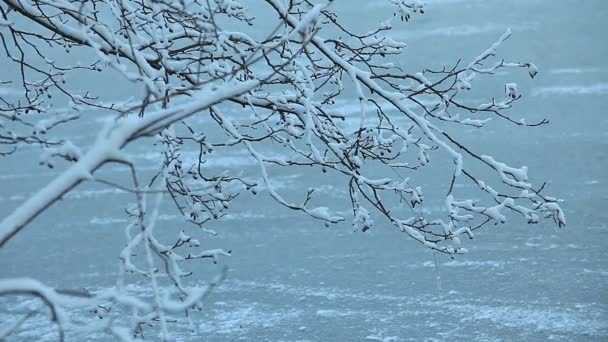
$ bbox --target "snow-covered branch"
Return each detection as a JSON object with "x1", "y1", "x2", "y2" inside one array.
[{"x1": 0, "y1": 0, "x2": 564, "y2": 339}]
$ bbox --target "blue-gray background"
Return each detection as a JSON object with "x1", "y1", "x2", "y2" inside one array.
[{"x1": 1, "y1": 0, "x2": 606, "y2": 341}]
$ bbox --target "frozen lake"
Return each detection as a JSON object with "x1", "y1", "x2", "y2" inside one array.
[{"x1": 1, "y1": 0, "x2": 607, "y2": 341}]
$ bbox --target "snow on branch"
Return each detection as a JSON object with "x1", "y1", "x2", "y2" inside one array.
[{"x1": 0, "y1": 0, "x2": 564, "y2": 339}]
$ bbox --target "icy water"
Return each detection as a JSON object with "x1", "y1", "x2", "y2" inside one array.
[{"x1": 1, "y1": 0, "x2": 607, "y2": 341}]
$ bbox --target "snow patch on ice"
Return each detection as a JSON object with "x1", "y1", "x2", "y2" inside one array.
[
  {"x1": 442, "y1": 260, "x2": 504, "y2": 268},
  {"x1": 0, "y1": 193, "x2": 27, "y2": 201},
  {"x1": 90, "y1": 209, "x2": 277, "y2": 226},
  {"x1": 453, "y1": 303, "x2": 608, "y2": 336},
  {"x1": 198, "y1": 302, "x2": 301, "y2": 335},
  {"x1": 366, "y1": 0, "x2": 486, "y2": 8},
  {"x1": 129, "y1": 150, "x2": 258, "y2": 168},
  {"x1": 365, "y1": 334, "x2": 399, "y2": 342},
  {"x1": 315, "y1": 309, "x2": 359, "y2": 318},
  {"x1": 394, "y1": 23, "x2": 537, "y2": 40},
  {"x1": 532, "y1": 83, "x2": 608, "y2": 97},
  {"x1": 421, "y1": 260, "x2": 504, "y2": 268},
  {"x1": 0, "y1": 188, "x2": 127, "y2": 202},
  {"x1": 582, "y1": 268, "x2": 608, "y2": 276},
  {"x1": 550, "y1": 67, "x2": 608, "y2": 74},
  {"x1": 65, "y1": 188, "x2": 126, "y2": 199}
]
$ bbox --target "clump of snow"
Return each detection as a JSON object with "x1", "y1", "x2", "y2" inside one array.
[
  {"x1": 39, "y1": 141, "x2": 82, "y2": 168},
  {"x1": 505, "y1": 82, "x2": 519, "y2": 99}
]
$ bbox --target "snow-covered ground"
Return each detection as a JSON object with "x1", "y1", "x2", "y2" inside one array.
[{"x1": 1, "y1": 0, "x2": 607, "y2": 341}]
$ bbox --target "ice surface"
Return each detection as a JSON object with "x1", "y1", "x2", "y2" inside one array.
[{"x1": 1, "y1": 0, "x2": 607, "y2": 341}]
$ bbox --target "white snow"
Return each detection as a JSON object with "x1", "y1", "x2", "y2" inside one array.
[{"x1": 532, "y1": 83, "x2": 608, "y2": 96}]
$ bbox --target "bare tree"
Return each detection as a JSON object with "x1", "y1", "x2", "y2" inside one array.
[{"x1": 0, "y1": 0, "x2": 565, "y2": 340}]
